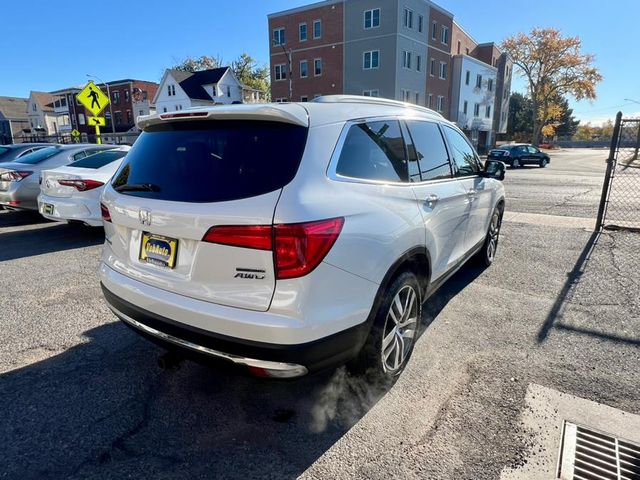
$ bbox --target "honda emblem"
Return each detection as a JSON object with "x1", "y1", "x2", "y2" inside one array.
[{"x1": 139, "y1": 209, "x2": 152, "y2": 226}]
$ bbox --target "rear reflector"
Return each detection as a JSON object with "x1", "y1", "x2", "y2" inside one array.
[
  {"x1": 202, "y1": 217, "x2": 344, "y2": 279},
  {"x1": 58, "y1": 179, "x2": 104, "y2": 191},
  {"x1": 100, "y1": 203, "x2": 112, "y2": 222}
]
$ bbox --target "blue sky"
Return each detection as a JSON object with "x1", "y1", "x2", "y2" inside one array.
[{"x1": 2, "y1": 0, "x2": 638, "y2": 124}]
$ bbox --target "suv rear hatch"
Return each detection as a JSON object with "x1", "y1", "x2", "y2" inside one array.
[{"x1": 102, "y1": 111, "x2": 309, "y2": 312}]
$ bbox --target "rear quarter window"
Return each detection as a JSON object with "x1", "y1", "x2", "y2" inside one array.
[
  {"x1": 111, "y1": 120, "x2": 308, "y2": 203},
  {"x1": 70, "y1": 150, "x2": 128, "y2": 169}
]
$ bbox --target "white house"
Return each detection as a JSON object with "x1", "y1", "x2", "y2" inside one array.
[
  {"x1": 27, "y1": 92, "x2": 60, "y2": 136},
  {"x1": 449, "y1": 55, "x2": 498, "y2": 151},
  {"x1": 154, "y1": 67, "x2": 249, "y2": 113}
]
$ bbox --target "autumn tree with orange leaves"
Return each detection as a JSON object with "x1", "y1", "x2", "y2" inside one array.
[{"x1": 502, "y1": 28, "x2": 602, "y2": 146}]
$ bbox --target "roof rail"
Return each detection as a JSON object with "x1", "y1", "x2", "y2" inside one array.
[{"x1": 310, "y1": 95, "x2": 444, "y2": 118}]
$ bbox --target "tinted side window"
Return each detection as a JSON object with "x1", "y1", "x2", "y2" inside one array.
[
  {"x1": 442, "y1": 126, "x2": 481, "y2": 177},
  {"x1": 527, "y1": 146, "x2": 539, "y2": 154},
  {"x1": 70, "y1": 150, "x2": 127, "y2": 169},
  {"x1": 336, "y1": 120, "x2": 408, "y2": 182},
  {"x1": 73, "y1": 151, "x2": 87, "y2": 161},
  {"x1": 406, "y1": 121, "x2": 452, "y2": 181},
  {"x1": 400, "y1": 121, "x2": 421, "y2": 182}
]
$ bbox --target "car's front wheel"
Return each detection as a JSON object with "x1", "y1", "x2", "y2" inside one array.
[
  {"x1": 351, "y1": 271, "x2": 421, "y2": 379},
  {"x1": 477, "y1": 205, "x2": 504, "y2": 267}
]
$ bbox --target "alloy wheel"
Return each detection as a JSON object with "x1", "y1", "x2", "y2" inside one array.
[
  {"x1": 487, "y1": 210, "x2": 501, "y2": 262},
  {"x1": 381, "y1": 285, "x2": 418, "y2": 373}
]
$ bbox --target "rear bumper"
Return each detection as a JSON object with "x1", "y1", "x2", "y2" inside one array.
[
  {"x1": 102, "y1": 283, "x2": 370, "y2": 375},
  {"x1": 0, "y1": 184, "x2": 38, "y2": 210},
  {"x1": 37, "y1": 194, "x2": 102, "y2": 226}
]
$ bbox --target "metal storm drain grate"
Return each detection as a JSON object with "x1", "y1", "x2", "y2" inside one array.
[{"x1": 558, "y1": 422, "x2": 640, "y2": 479}]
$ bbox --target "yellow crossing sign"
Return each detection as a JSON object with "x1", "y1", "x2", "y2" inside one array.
[
  {"x1": 71, "y1": 129, "x2": 80, "y2": 137},
  {"x1": 88, "y1": 116, "x2": 106, "y2": 127},
  {"x1": 77, "y1": 81, "x2": 110, "y2": 116}
]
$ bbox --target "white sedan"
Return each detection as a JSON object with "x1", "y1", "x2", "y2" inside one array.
[{"x1": 38, "y1": 146, "x2": 130, "y2": 227}]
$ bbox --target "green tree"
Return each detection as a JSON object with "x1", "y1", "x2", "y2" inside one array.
[
  {"x1": 553, "y1": 97, "x2": 580, "y2": 138},
  {"x1": 171, "y1": 55, "x2": 223, "y2": 72},
  {"x1": 231, "y1": 53, "x2": 271, "y2": 100},
  {"x1": 507, "y1": 92, "x2": 533, "y2": 141},
  {"x1": 502, "y1": 28, "x2": 602, "y2": 146}
]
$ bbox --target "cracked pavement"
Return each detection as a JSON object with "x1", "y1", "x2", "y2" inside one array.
[{"x1": 0, "y1": 148, "x2": 638, "y2": 479}]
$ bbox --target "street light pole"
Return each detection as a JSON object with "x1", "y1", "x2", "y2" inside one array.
[{"x1": 86, "y1": 73, "x2": 116, "y2": 135}]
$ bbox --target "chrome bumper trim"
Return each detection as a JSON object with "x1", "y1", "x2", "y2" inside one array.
[{"x1": 108, "y1": 305, "x2": 308, "y2": 378}]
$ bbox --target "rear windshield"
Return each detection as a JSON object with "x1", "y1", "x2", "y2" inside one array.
[
  {"x1": 70, "y1": 150, "x2": 128, "y2": 169},
  {"x1": 15, "y1": 146, "x2": 61, "y2": 164},
  {"x1": 112, "y1": 120, "x2": 308, "y2": 203}
]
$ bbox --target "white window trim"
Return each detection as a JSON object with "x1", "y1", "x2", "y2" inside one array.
[
  {"x1": 428, "y1": 93, "x2": 433, "y2": 108},
  {"x1": 402, "y1": 50, "x2": 412, "y2": 70},
  {"x1": 486, "y1": 105, "x2": 491, "y2": 118},
  {"x1": 403, "y1": 7, "x2": 413, "y2": 29},
  {"x1": 436, "y1": 95, "x2": 444, "y2": 112},
  {"x1": 364, "y1": 8, "x2": 380, "y2": 29},
  {"x1": 313, "y1": 19, "x2": 321, "y2": 39},
  {"x1": 363, "y1": 89, "x2": 379, "y2": 97},
  {"x1": 418, "y1": 14, "x2": 423, "y2": 33},
  {"x1": 416, "y1": 55, "x2": 421, "y2": 72},
  {"x1": 300, "y1": 95, "x2": 309, "y2": 102},
  {"x1": 300, "y1": 60, "x2": 308, "y2": 78},
  {"x1": 363, "y1": 50, "x2": 380, "y2": 70},
  {"x1": 441, "y1": 26, "x2": 449, "y2": 45},
  {"x1": 439, "y1": 61, "x2": 446, "y2": 80},
  {"x1": 474, "y1": 103, "x2": 480, "y2": 117},
  {"x1": 273, "y1": 27, "x2": 285, "y2": 46},
  {"x1": 429, "y1": 58, "x2": 435, "y2": 77},
  {"x1": 299, "y1": 23, "x2": 307, "y2": 42},
  {"x1": 431, "y1": 21, "x2": 437, "y2": 40},
  {"x1": 463, "y1": 100, "x2": 468, "y2": 115},
  {"x1": 314, "y1": 58, "x2": 322, "y2": 76},
  {"x1": 274, "y1": 64, "x2": 287, "y2": 81}
]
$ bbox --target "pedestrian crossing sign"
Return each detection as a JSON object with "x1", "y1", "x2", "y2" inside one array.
[
  {"x1": 71, "y1": 129, "x2": 80, "y2": 137},
  {"x1": 77, "y1": 81, "x2": 110, "y2": 116}
]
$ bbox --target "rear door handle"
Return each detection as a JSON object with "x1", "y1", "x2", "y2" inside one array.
[{"x1": 425, "y1": 194, "x2": 439, "y2": 208}]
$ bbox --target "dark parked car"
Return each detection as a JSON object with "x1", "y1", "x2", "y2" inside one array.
[
  {"x1": 0, "y1": 143, "x2": 49, "y2": 164},
  {"x1": 488, "y1": 144, "x2": 550, "y2": 168}
]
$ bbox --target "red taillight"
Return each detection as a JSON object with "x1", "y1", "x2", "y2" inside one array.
[
  {"x1": 58, "y1": 179, "x2": 104, "y2": 191},
  {"x1": 0, "y1": 170, "x2": 32, "y2": 182},
  {"x1": 100, "y1": 203, "x2": 112, "y2": 222},
  {"x1": 159, "y1": 111, "x2": 209, "y2": 120},
  {"x1": 202, "y1": 225, "x2": 272, "y2": 250},
  {"x1": 274, "y1": 218, "x2": 344, "y2": 279},
  {"x1": 202, "y1": 218, "x2": 344, "y2": 280}
]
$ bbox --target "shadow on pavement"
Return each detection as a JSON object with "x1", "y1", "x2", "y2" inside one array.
[
  {"x1": 0, "y1": 263, "x2": 483, "y2": 479},
  {"x1": 537, "y1": 230, "x2": 640, "y2": 346},
  {"x1": 0, "y1": 222, "x2": 104, "y2": 262},
  {"x1": 0, "y1": 209, "x2": 50, "y2": 228}
]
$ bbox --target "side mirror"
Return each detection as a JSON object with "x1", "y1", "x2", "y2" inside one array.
[{"x1": 482, "y1": 159, "x2": 505, "y2": 181}]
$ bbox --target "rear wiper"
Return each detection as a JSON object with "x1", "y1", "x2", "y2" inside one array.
[{"x1": 114, "y1": 183, "x2": 160, "y2": 192}]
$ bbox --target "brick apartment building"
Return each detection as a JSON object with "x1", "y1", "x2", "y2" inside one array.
[{"x1": 268, "y1": 0, "x2": 512, "y2": 150}]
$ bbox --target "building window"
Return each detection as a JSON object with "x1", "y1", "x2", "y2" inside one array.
[
  {"x1": 275, "y1": 64, "x2": 286, "y2": 81},
  {"x1": 416, "y1": 55, "x2": 421, "y2": 72},
  {"x1": 299, "y1": 23, "x2": 307, "y2": 41},
  {"x1": 465, "y1": 70, "x2": 470, "y2": 85},
  {"x1": 275, "y1": 98, "x2": 287, "y2": 103},
  {"x1": 403, "y1": 8, "x2": 413, "y2": 28},
  {"x1": 474, "y1": 103, "x2": 480, "y2": 117},
  {"x1": 476, "y1": 74, "x2": 482, "y2": 88},
  {"x1": 415, "y1": 92, "x2": 420, "y2": 104},
  {"x1": 112, "y1": 91, "x2": 120, "y2": 104},
  {"x1": 300, "y1": 60, "x2": 308, "y2": 78},
  {"x1": 363, "y1": 50, "x2": 380, "y2": 69},
  {"x1": 363, "y1": 89, "x2": 379, "y2": 97},
  {"x1": 439, "y1": 62, "x2": 447, "y2": 79},
  {"x1": 402, "y1": 50, "x2": 412, "y2": 69},
  {"x1": 428, "y1": 94, "x2": 433, "y2": 108},
  {"x1": 273, "y1": 28, "x2": 285, "y2": 45},
  {"x1": 78, "y1": 113, "x2": 85, "y2": 125},
  {"x1": 115, "y1": 111, "x2": 122, "y2": 125},
  {"x1": 32, "y1": 103, "x2": 37, "y2": 112},
  {"x1": 463, "y1": 101, "x2": 468, "y2": 115},
  {"x1": 314, "y1": 58, "x2": 322, "y2": 76},
  {"x1": 139, "y1": 110, "x2": 144, "y2": 116},
  {"x1": 300, "y1": 96, "x2": 308, "y2": 102},
  {"x1": 431, "y1": 21, "x2": 437, "y2": 40},
  {"x1": 457, "y1": 41, "x2": 461, "y2": 55},
  {"x1": 227, "y1": 85, "x2": 231, "y2": 97},
  {"x1": 124, "y1": 90, "x2": 130, "y2": 103},
  {"x1": 436, "y1": 96, "x2": 444, "y2": 112},
  {"x1": 418, "y1": 14, "x2": 423, "y2": 33},
  {"x1": 488, "y1": 78, "x2": 493, "y2": 92},
  {"x1": 402, "y1": 89, "x2": 411, "y2": 102},
  {"x1": 163, "y1": 107, "x2": 167, "y2": 113},
  {"x1": 465, "y1": 47, "x2": 470, "y2": 55},
  {"x1": 441, "y1": 26, "x2": 449, "y2": 45},
  {"x1": 430, "y1": 58, "x2": 435, "y2": 76},
  {"x1": 313, "y1": 20, "x2": 321, "y2": 39},
  {"x1": 364, "y1": 8, "x2": 380, "y2": 28},
  {"x1": 126, "y1": 110, "x2": 132, "y2": 123},
  {"x1": 486, "y1": 105, "x2": 491, "y2": 118}
]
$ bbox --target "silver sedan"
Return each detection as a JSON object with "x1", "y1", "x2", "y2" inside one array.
[{"x1": 0, "y1": 144, "x2": 118, "y2": 210}]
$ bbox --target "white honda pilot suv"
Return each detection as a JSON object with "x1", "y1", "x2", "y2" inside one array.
[{"x1": 100, "y1": 96, "x2": 505, "y2": 379}]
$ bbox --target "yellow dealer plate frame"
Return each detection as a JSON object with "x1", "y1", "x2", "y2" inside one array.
[{"x1": 139, "y1": 232, "x2": 178, "y2": 269}]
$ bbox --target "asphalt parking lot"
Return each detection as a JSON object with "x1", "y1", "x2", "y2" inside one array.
[{"x1": 1, "y1": 148, "x2": 638, "y2": 479}]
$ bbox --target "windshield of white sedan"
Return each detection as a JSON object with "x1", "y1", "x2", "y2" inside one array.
[
  {"x1": 15, "y1": 146, "x2": 60, "y2": 165},
  {"x1": 111, "y1": 120, "x2": 308, "y2": 203}
]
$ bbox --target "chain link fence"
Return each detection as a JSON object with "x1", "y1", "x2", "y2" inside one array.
[{"x1": 597, "y1": 113, "x2": 640, "y2": 232}]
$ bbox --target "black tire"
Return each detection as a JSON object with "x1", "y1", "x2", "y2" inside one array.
[
  {"x1": 476, "y1": 204, "x2": 504, "y2": 267},
  {"x1": 349, "y1": 271, "x2": 422, "y2": 380},
  {"x1": 511, "y1": 158, "x2": 521, "y2": 168},
  {"x1": 539, "y1": 158, "x2": 548, "y2": 168}
]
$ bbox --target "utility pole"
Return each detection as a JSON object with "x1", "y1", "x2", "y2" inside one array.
[{"x1": 273, "y1": 40, "x2": 293, "y2": 101}]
